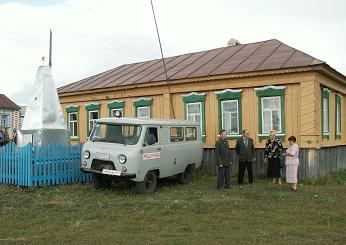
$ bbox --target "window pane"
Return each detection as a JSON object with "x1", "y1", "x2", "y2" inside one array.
[
  {"x1": 137, "y1": 107, "x2": 150, "y2": 118},
  {"x1": 195, "y1": 115, "x2": 202, "y2": 125},
  {"x1": 69, "y1": 113, "x2": 77, "y2": 121},
  {"x1": 73, "y1": 122, "x2": 78, "y2": 137},
  {"x1": 223, "y1": 101, "x2": 237, "y2": 113},
  {"x1": 263, "y1": 97, "x2": 280, "y2": 109},
  {"x1": 336, "y1": 103, "x2": 341, "y2": 133},
  {"x1": 111, "y1": 108, "x2": 123, "y2": 117},
  {"x1": 272, "y1": 110, "x2": 281, "y2": 132},
  {"x1": 185, "y1": 127, "x2": 197, "y2": 141},
  {"x1": 90, "y1": 111, "x2": 99, "y2": 120},
  {"x1": 91, "y1": 124, "x2": 142, "y2": 145},
  {"x1": 170, "y1": 127, "x2": 184, "y2": 142},
  {"x1": 322, "y1": 98, "x2": 328, "y2": 133},
  {"x1": 187, "y1": 103, "x2": 201, "y2": 114},
  {"x1": 222, "y1": 112, "x2": 231, "y2": 134},
  {"x1": 263, "y1": 111, "x2": 271, "y2": 133},
  {"x1": 231, "y1": 112, "x2": 239, "y2": 133}
]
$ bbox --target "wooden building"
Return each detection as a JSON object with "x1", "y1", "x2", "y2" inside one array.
[
  {"x1": 0, "y1": 94, "x2": 21, "y2": 138},
  {"x1": 58, "y1": 39, "x2": 346, "y2": 179}
]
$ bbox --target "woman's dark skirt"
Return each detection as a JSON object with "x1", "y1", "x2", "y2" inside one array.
[{"x1": 267, "y1": 158, "x2": 281, "y2": 178}]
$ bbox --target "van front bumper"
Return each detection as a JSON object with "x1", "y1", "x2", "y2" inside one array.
[{"x1": 80, "y1": 168, "x2": 136, "y2": 179}]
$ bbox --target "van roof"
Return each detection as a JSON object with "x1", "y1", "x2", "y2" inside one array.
[{"x1": 96, "y1": 117, "x2": 200, "y2": 126}]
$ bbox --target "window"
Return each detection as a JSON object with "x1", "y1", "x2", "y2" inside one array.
[
  {"x1": 321, "y1": 88, "x2": 330, "y2": 138},
  {"x1": 170, "y1": 127, "x2": 184, "y2": 142},
  {"x1": 68, "y1": 112, "x2": 78, "y2": 137},
  {"x1": 66, "y1": 105, "x2": 79, "y2": 140},
  {"x1": 90, "y1": 123, "x2": 142, "y2": 145},
  {"x1": 322, "y1": 98, "x2": 329, "y2": 133},
  {"x1": 137, "y1": 106, "x2": 150, "y2": 118},
  {"x1": 0, "y1": 114, "x2": 10, "y2": 127},
  {"x1": 144, "y1": 127, "x2": 158, "y2": 145},
  {"x1": 261, "y1": 97, "x2": 282, "y2": 133},
  {"x1": 186, "y1": 102, "x2": 202, "y2": 128},
  {"x1": 183, "y1": 92, "x2": 206, "y2": 142},
  {"x1": 134, "y1": 97, "x2": 152, "y2": 118},
  {"x1": 336, "y1": 94, "x2": 342, "y2": 138},
  {"x1": 255, "y1": 86, "x2": 285, "y2": 140},
  {"x1": 88, "y1": 110, "x2": 99, "y2": 134},
  {"x1": 108, "y1": 100, "x2": 124, "y2": 117},
  {"x1": 111, "y1": 108, "x2": 124, "y2": 117},
  {"x1": 185, "y1": 127, "x2": 197, "y2": 141},
  {"x1": 221, "y1": 100, "x2": 239, "y2": 134},
  {"x1": 215, "y1": 89, "x2": 242, "y2": 138}
]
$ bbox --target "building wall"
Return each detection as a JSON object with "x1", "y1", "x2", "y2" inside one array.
[{"x1": 59, "y1": 71, "x2": 346, "y2": 149}]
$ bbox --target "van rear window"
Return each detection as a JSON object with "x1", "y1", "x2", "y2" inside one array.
[
  {"x1": 185, "y1": 127, "x2": 197, "y2": 141},
  {"x1": 170, "y1": 127, "x2": 184, "y2": 142}
]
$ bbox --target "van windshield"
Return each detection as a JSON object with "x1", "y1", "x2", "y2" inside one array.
[{"x1": 90, "y1": 123, "x2": 142, "y2": 145}]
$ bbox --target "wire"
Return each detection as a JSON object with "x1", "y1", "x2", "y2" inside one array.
[{"x1": 150, "y1": 0, "x2": 176, "y2": 119}]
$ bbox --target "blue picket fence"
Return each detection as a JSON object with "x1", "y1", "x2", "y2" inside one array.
[{"x1": 0, "y1": 143, "x2": 91, "y2": 187}]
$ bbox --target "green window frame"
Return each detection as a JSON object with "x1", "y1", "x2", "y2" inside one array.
[
  {"x1": 182, "y1": 92, "x2": 206, "y2": 142},
  {"x1": 215, "y1": 89, "x2": 242, "y2": 139},
  {"x1": 335, "y1": 94, "x2": 342, "y2": 139},
  {"x1": 322, "y1": 88, "x2": 330, "y2": 140},
  {"x1": 255, "y1": 86, "x2": 285, "y2": 141},
  {"x1": 107, "y1": 100, "x2": 124, "y2": 117},
  {"x1": 133, "y1": 97, "x2": 152, "y2": 118},
  {"x1": 66, "y1": 105, "x2": 79, "y2": 141},
  {"x1": 85, "y1": 103, "x2": 100, "y2": 136}
]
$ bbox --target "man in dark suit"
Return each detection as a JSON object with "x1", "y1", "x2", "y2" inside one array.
[
  {"x1": 235, "y1": 129, "x2": 255, "y2": 185},
  {"x1": 215, "y1": 129, "x2": 232, "y2": 190}
]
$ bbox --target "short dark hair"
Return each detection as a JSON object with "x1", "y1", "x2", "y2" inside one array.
[
  {"x1": 219, "y1": 129, "x2": 227, "y2": 134},
  {"x1": 242, "y1": 129, "x2": 248, "y2": 134},
  {"x1": 288, "y1": 136, "x2": 296, "y2": 143}
]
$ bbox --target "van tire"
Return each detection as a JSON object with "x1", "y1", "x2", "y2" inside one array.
[
  {"x1": 136, "y1": 171, "x2": 157, "y2": 194},
  {"x1": 92, "y1": 173, "x2": 104, "y2": 189},
  {"x1": 177, "y1": 164, "x2": 193, "y2": 184},
  {"x1": 103, "y1": 178, "x2": 112, "y2": 189}
]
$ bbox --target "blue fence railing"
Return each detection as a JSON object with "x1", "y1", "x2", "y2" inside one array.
[{"x1": 0, "y1": 143, "x2": 91, "y2": 187}]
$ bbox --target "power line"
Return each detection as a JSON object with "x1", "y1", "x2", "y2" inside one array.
[{"x1": 150, "y1": 0, "x2": 176, "y2": 119}]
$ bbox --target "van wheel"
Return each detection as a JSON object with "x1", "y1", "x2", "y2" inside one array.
[
  {"x1": 136, "y1": 171, "x2": 157, "y2": 194},
  {"x1": 177, "y1": 165, "x2": 193, "y2": 184},
  {"x1": 92, "y1": 174, "x2": 111, "y2": 189},
  {"x1": 103, "y1": 178, "x2": 112, "y2": 189},
  {"x1": 92, "y1": 173, "x2": 104, "y2": 189}
]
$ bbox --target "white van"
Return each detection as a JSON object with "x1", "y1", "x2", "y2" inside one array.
[{"x1": 81, "y1": 117, "x2": 203, "y2": 194}]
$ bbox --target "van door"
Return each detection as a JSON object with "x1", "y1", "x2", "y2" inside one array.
[{"x1": 141, "y1": 127, "x2": 162, "y2": 177}]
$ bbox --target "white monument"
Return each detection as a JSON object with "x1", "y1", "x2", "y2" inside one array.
[{"x1": 17, "y1": 65, "x2": 70, "y2": 147}]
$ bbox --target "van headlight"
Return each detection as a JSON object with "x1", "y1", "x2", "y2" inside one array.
[
  {"x1": 83, "y1": 150, "x2": 90, "y2": 159},
  {"x1": 118, "y1": 154, "x2": 127, "y2": 164}
]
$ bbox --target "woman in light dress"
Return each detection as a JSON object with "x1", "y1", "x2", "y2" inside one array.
[{"x1": 283, "y1": 136, "x2": 299, "y2": 191}]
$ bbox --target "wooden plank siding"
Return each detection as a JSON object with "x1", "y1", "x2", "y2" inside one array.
[{"x1": 60, "y1": 71, "x2": 345, "y2": 148}]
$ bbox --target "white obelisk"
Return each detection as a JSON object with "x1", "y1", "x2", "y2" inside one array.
[{"x1": 17, "y1": 65, "x2": 70, "y2": 147}]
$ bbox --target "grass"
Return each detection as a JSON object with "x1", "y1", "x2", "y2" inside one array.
[{"x1": 1, "y1": 171, "x2": 346, "y2": 245}]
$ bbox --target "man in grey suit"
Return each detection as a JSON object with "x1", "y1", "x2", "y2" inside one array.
[{"x1": 235, "y1": 129, "x2": 255, "y2": 185}]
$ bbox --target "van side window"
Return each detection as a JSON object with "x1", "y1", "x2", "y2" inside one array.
[
  {"x1": 170, "y1": 127, "x2": 184, "y2": 142},
  {"x1": 145, "y1": 127, "x2": 158, "y2": 145},
  {"x1": 185, "y1": 127, "x2": 197, "y2": 141}
]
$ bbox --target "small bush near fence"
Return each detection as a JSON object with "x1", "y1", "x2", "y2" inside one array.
[{"x1": 0, "y1": 143, "x2": 91, "y2": 187}]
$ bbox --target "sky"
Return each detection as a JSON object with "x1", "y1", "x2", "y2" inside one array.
[{"x1": 0, "y1": 0, "x2": 345, "y2": 105}]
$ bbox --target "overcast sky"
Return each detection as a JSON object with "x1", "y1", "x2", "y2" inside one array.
[{"x1": 0, "y1": 0, "x2": 345, "y2": 105}]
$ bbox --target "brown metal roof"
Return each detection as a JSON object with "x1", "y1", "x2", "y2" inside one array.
[
  {"x1": 0, "y1": 94, "x2": 20, "y2": 110},
  {"x1": 58, "y1": 39, "x2": 325, "y2": 93}
]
